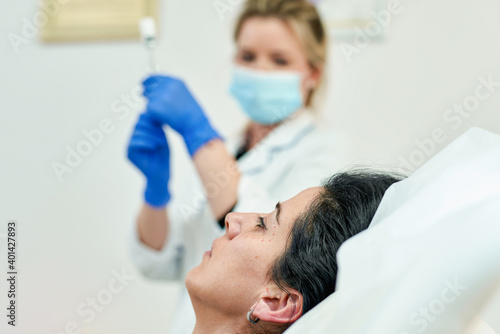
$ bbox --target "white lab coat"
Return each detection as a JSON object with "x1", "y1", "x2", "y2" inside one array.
[{"x1": 127, "y1": 111, "x2": 348, "y2": 334}]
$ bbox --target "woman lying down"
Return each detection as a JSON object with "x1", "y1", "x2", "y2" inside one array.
[
  {"x1": 185, "y1": 170, "x2": 401, "y2": 333},
  {"x1": 127, "y1": 112, "x2": 402, "y2": 333}
]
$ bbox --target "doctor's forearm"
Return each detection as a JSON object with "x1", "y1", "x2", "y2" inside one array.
[
  {"x1": 137, "y1": 204, "x2": 169, "y2": 251},
  {"x1": 193, "y1": 138, "x2": 241, "y2": 221}
]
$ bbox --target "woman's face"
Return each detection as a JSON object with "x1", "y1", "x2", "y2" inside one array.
[
  {"x1": 234, "y1": 16, "x2": 320, "y2": 105},
  {"x1": 186, "y1": 187, "x2": 321, "y2": 320}
]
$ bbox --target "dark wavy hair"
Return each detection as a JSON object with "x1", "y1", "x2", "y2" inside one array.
[{"x1": 248, "y1": 169, "x2": 403, "y2": 333}]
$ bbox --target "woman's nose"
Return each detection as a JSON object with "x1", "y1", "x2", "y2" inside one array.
[
  {"x1": 225, "y1": 212, "x2": 244, "y2": 239},
  {"x1": 254, "y1": 60, "x2": 273, "y2": 71},
  {"x1": 243, "y1": 56, "x2": 273, "y2": 71}
]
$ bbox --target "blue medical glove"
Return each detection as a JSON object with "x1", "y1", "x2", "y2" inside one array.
[
  {"x1": 142, "y1": 75, "x2": 222, "y2": 157},
  {"x1": 127, "y1": 112, "x2": 171, "y2": 208}
]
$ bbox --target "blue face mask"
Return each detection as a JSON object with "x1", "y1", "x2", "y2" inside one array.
[{"x1": 228, "y1": 66, "x2": 304, "y2": 125}]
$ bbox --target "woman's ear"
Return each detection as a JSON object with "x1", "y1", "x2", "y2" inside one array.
[
  {"x1": 306, "y1": 65, "x2": 322, "y2": 89},
  {"x1": 250, "y1": 286, "x2": 303, "y2": 324}
]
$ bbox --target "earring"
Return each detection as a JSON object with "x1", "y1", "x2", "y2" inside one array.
[{"x1": 247, "y1": 309, "x2": 260, "y2": 324}]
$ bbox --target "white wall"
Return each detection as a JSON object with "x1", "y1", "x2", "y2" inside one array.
[{"x1": 0, "y1": 0, "x2": 499, "y2": 333}]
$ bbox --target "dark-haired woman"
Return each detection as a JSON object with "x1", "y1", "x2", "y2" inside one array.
[{"x1": 185, "y1": 170, "x2": 402, "y2": 334}]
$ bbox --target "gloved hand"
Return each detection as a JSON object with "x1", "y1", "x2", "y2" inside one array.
[
  {"x1": 142, "y1": 75, "x2": 222, "y2": 157},
  {"x1": 127, "y1": 112, "x2": 171, "y2": 208}
]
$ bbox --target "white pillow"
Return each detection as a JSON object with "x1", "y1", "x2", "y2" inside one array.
[{"x1": 285, "y1": 128, "x2": 500, "y2": 334}]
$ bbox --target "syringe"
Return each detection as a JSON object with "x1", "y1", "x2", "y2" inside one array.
[{"x1": 139, "y1": 17, "x2": 159, "y2": 73}]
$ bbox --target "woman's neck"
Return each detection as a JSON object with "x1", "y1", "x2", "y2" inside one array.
[
  {"x1": 244, "y1": 109, "x2": 306, "y2": 150},
  {"x1": 245, "y1": 121, "x2": 280, "y2": 150},
  {"x1": 191, "y1": 305, "x2": 244, "y2": 334}
]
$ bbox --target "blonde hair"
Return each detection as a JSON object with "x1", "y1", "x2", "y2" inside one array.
[{"x1": 234, "y1": 0, "x2": 328, "y2": 109}]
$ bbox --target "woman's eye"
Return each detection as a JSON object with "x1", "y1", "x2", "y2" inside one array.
[
  {"x1": 241, "y1": 52, "x2": 255, "y2": 62},
  {"x1": 255, "y1": 216, "x2": 267, "y2": 230},
  {"x1": 274, "y1": 58, "x2": 288, "y2": 66}
]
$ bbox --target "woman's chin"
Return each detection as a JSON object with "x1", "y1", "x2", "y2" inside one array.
[
  {"x1": 185, "y1": 266, "x2": 199, "y2": 293},
  {"x1": 185, "y1": 263, "x2": 209, "y2": 295}
]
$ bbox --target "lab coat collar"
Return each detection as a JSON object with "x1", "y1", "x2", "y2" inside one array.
[{"x1": 236, "y1": 110, "x2": 316, "y2": 174}]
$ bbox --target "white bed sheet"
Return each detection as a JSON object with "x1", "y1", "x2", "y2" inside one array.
[{"x1": 285, "y1": 128, "x2": 500, "y2": 334}]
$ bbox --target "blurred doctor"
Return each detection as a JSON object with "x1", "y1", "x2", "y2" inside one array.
[{"x1": 126, "y1": 0, "x2": 346, "y2": 333}]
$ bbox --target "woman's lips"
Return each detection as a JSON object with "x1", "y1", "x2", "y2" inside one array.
[{"x1": 204, "y1": 240, "x2": 215, "y2": 257}]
